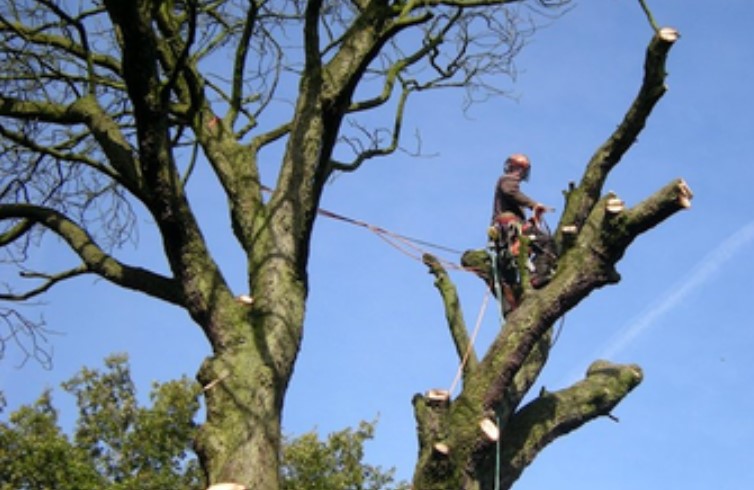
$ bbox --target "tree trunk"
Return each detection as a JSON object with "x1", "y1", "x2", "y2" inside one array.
[
  {"x1": 0, "y1": 3, "x2": 684, "y2": 490},
  {"x1": 192, "y1": 68, "x2": 326, "y2": 487},
  {"x1": 194, "y1": 251, "x2": 307, "y2": 488},
  {"x1": 196, "y1": 345, "x2": 285, "y2": 488},
  {"x1": 411, "y1": 26, "x2": 683, "y2": 490}
]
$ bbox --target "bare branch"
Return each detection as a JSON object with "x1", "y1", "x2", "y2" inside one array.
[
  {"x1": 160, "y1": 0, "x2": 199, "y2": 106},
  {"x1": 557, "y1": 27, "x2": 680, "y2": 248},
  {"x1": 35, "y1": 0, "x2": 98, "y2": 96},
  {"x1": 494, "y1": 361, "x2": 643, "y2": 489},
  {"x1": 330, "y1": 81, "x2": 411, "y2": 173},
  {"x1": 0, "y1": 306, "x2": 54, "y2": 369},
  {"x1": 0, "y1": 6, "x2": 121, "y2": 76},
  {"x1": 423, "y1": 254, "x2": 479, "y2": 375},
  {"x1": 637, "y1": 0, "x2": 660, "y2": 32},
  {"x1": 249, "y1": 120, "x2": 292, "y2": 151},
  {"x1": 228, "y1": 0, "x2": 259, "y2": 128},
  {"x1": 0, "y1": 204, "x2": 183, "y2": 306},
  {"x1": 0, "y1": 121, "x2": 130, "y2": 189},
  {"x1": 1, "y1": 265, "x2": 89, "y2": 301}
]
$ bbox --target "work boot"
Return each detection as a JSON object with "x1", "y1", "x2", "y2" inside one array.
[
  {"x1": 530, "y1": 274, "x2": 551, "y2": 289},
  {"x1": 530, "y1": 253, "x2": 554, "y2": 289}
]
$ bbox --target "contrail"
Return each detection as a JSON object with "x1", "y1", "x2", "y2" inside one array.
[{"x1": 562, "y1": 219, "x2": 754, "y2": 384}]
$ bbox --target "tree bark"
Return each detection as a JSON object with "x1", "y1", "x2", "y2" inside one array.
[
  {"x1": 0, "y1": 3, "x2": 684, "y2": 490},
  {"x1": 411, "y1": 26, "x2": 683, "y2": 490}
]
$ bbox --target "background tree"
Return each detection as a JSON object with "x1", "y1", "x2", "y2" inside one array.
[
  {"x1": 0, "y1": 355, "x2": 407, "y2": 490},
  {"x1": 0, "y1": 0, "x2": 688, "y2": 489},
  {"x1": 281, "y1": 421, "x2": 410, "y2": 490},
  {"x1": 0, "y1": 355, "x2": 203, "y2": 490}
]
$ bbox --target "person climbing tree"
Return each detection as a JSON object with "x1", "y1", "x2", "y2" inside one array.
[{"x1": 489, "y1": 153, "x2": 557, "y2": 314}]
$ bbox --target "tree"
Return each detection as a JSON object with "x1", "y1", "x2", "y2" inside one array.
[
  {"x1": 0, "y1": 355, "x2": 407, "y2": 490},
  {"x1": 0, "y1": 0, "x2": 689, "y2": 489},
  {"x1": 0, "y1": 354, "x2": 203, "y2": 490},
  {"x1": 281, "y1": 422, "x2": 410, "y2": 490}
]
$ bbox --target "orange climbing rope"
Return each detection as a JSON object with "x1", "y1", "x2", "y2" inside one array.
[
  {"x1": 448, "y1": 290, "x2": 491, "y2": 396},
  {"x1": 315, "y1": 207, "x2": 467, "y2": 271},
  {"x1": 261, "y1": 183, "x2": 469, "y2": 271}
]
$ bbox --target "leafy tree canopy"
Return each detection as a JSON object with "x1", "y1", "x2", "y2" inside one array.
[
  {"x1": 0, "y1": 0, "x2": 686, "y2": 487},
  {"x1": 0, "y1": 355, "x2": 406, "y2": 490}
]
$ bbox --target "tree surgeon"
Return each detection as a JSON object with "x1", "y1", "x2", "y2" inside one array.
[{"x1": 489, "y1": 153, "x2": 557, "y2": 314}]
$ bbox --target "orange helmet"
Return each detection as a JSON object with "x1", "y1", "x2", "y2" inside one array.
[{"x1": 504, "y1": 153, "x2": 531, "y2": 180}]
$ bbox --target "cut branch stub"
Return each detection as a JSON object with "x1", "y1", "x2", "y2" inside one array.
[
  {"x1": 554, "y1": 26, "x2": 680, "y2": 253},
  {"x1": 479, "y1": 417, "x2": 500, "y2": 442},
  {"x1": 206, "y1": 484, "x2": 247, "y2": 490},
  {"x1": 606, "y1": 197, "x2": 625, "y2": 215},
  {"x1": 426, "y1": 389, "x2": 451, "y2": 405},
  {"x1": 433, "y1": 442, "x2": 451, "y2": 456},
  {"x1": 659, "y1": 27, "x2": 680, "y2": 43},
  {"x1": 677, "y1": 179, "x2": 693, "y2": 208}
]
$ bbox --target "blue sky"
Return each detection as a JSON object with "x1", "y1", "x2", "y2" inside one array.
[{"x1": 2, "y1": 1, "x2": 754, "y2": 488}]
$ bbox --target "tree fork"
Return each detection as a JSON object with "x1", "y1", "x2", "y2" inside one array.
[
  {"x1": 484, "y1": 361, "x2": 643, "y2": 490},
  {"x1": 554, "y1": 26, "x2": 680, "y2": 252},
  {"x1": 412, "y1": 23, "x2": 686, "y2": 490}
]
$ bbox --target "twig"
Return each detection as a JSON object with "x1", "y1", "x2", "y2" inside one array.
[{"x1": 637, "y1": 0, "x2": 660, "y2": 32}]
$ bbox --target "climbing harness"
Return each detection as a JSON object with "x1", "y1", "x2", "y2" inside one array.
[{"x1": 487, "y1": 246, "x2": 507, "y2": 323}]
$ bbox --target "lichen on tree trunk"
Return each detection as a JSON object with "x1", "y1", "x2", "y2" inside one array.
[
  {"x1": 0, "y1": 3, "x2": 687, "y2": 490},
  {"x1": 411, "y1": 25, "x2": 684, "y2": 490}
]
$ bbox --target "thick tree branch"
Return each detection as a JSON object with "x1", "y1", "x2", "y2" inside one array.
[
  {"x1": 304, "y1": 0, "x2": 324, "y2": 74},
  {"x1": 0, "y1": 219, "x2": 33, "y2": 246},
  {"x1": 0, "y1": 204, "x2": 184, "y2": 306},
  {"x1": 621, "y1": 178, "x2": 693, "y2": 239},
  {"x1": 149, "y1": 5, "x2": 266, "y2": 253},
  {"x1": 423, "y1": 254, "x2": 478, "y2": 375},
  {"x1": 431, "y1": 176, "x2": 691, "y2": 490},
  {"x1": 319, "y1": 1, "x2": 412, "y2": 106},
  {"x1": 556, "y1": 27, "x2": 679, "y2": 249},
  {"x1": 228, "y1": 1, "x2": 259, "y2": 128},
  {"x1": 102, "y1": 1, "x2": 168, "y2": 179},
  {"x1": 494, "y1": 360, "x2": 643, "y2": 490},
  {"x1": 476, "y1": 179, "x2": 691, "y2": 415},
  {"x1": 0, "y1": 96, "x2": 82, "y2": 124},
  {"x1": 194, "y1": 99, "x2": 262, "y2": 254},
  {"x1": 453, "y1": 27, "x2": 684, "y2": 422},
  {"x1": 103, "y1": 2, "x2": 246, "y2": 350}
]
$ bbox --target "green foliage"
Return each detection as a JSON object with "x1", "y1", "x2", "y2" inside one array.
[
  {"x1": 0, "y1": 391, "x2": 103, "y2": 490},
  {"x1": 0, "y1": 354, "x2": 203, "y2": 490},
  {"x1": 0, "y1": 356, "x2": 408, "y2": 490},
  {"x1": 281, "y1": 420, "x2": 410, "y2": 490}
]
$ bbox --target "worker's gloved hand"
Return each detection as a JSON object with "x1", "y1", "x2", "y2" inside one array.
[{"x1": 533, "y1": 203, "x2": 553, "y2": 216}]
